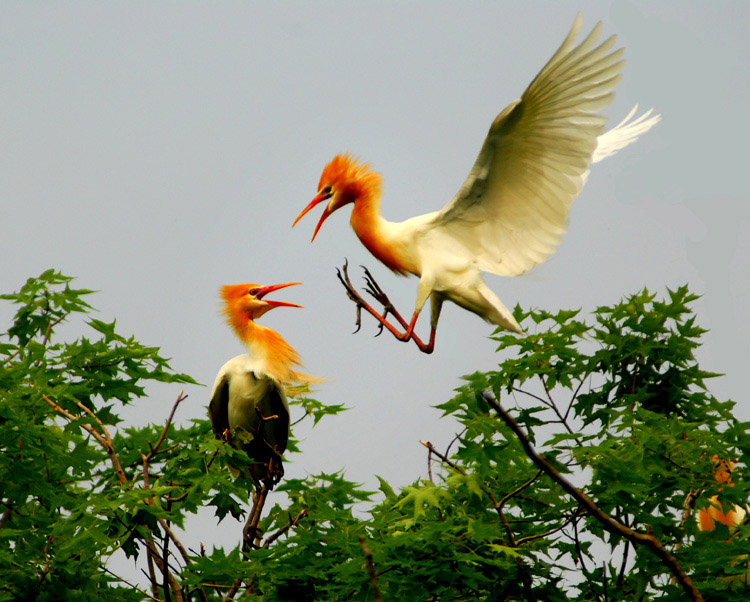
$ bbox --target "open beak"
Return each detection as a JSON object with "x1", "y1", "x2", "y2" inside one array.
[
  {"x1": 256, "y1": 282, "x2": 303, "y2": 309},
  {"x1": 292, "y1": 191, "x2": 333, "y2": 242}
]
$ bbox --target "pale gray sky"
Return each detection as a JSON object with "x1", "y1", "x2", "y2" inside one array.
[{"x1": 3, "y1": 0, "x2": 749, "y2": 572}]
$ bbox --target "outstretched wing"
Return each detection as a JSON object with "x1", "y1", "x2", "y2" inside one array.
[{"x1": 431, "y1": 15, "x2": 625, "y2": 277}]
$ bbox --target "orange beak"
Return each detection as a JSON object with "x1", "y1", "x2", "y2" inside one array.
[
  {"x1": 256, "y1": 282, "x2": 303, "y2": 309},
  {"x1": 292, "y1": 190, "x2": 333, "y2": 242}
]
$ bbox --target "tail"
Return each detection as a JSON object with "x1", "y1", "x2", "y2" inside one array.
[{"x1": 593, "y1": 105, "x2": 661, "y2": 163}]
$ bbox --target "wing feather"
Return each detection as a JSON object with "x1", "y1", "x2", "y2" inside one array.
[
  {"x1": 208, "y1": 368, "x2": 230, "y2": 439},
  {"x1": 431, "y1": 16, "x2": 632, "y2": 276}
]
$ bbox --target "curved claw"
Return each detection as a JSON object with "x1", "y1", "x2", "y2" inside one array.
[{"x1": 335, "y1": 259, "x2": 433, "y2": 351}]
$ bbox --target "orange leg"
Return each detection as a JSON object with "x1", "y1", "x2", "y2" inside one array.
[{"x1": 336, "y1": 260, "x2": 435, "y2": 353}]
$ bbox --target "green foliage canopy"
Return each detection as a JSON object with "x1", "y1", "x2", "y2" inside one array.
[{"x1": 1, "y1": 271, "x2": 748, "y2": 601}]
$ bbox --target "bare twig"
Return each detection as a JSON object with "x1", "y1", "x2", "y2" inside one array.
[
  {"x1": 443, "y1": 430, "x2": 465, "y2": 462},
  {"x1": 102, "y1": 565, "x2": 160, "y2": 601},
  {"x1": 495, "y1": 471, "x2": 542, "y2": 512},
  {"x1": 540, "y1": 378, "x2": 584, "y2": 447},
  {"x1": 572, "y1": 514, "x2": 589, "y2": 573},
  {"x1": 41, "y1": 314, "x2": 66, "y2": 348},
  {"x1": 421, "y1": 441, "x2": 536, "y2": 598},
  {"x1": 223, "y1": 482, "x2": 273, "y2": 601},
  {"x1": 426, "y1": 442, "x2": 434, "y2": 484},
  {"x1": 602, "y1": 562, "x2": 609, "y2": 602},
  {"x1": 515, "y1": 518, "x2": 572, "y2": 546},
  {"x1": 142, "y1": 538, "x2": 184, "y2": 602},
  {"x1": 358, "y1": 536, "x2": 384, "y2": 602},
  {"x1": 617, "y1": 539, "x2": 630, "y2": 589},
  {"x1": 484, "y1": 391, "x2": 705, "y2": 602},
  {"x1": 564, "y1": 379, "x2": 587, "y2": 422},
  {"x1": 263, "y1": 509, "x2": 308, "y2": 549},
  {"x1": 41, "y1": 394, "x2": 127, "y2": 485},
  {"x1": 419, "y1": 440, "x2": 465, "y2": 475},
  {"x1": 147, "y1": 392, "x2": 188, "y2": 459}
]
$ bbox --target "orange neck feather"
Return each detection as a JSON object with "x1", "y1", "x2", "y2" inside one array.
[
  {"x1": 244, "y1": 321, "x2": 303, "y2": 385},
  {"x1": 224, "y1": 305, "x2": 317, "y2": 385},
  {"x1": 326, "y1": 154, "x2": 413, "y2": 275},
  {"x1": 350, "y1": 200, "x2": 411, "y2": 275}
]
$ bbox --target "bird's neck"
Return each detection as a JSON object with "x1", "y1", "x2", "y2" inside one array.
[
  {"x1": 236, "y1": 320, "x2": 302, "y2": 385},
  {"x1": 350, "y1": 193, "x2": 414, "y2": 275}
]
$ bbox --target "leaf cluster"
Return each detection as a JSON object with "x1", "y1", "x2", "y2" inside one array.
[{"x1": 2, "y1": 273, "x2": 748, "y2": 602}]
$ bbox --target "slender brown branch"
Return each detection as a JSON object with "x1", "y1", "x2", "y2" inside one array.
[
  {"x1": 41, "y1": 314, "x2": 66, "y2": 348},
  {"x1": 419, "y1": 440, "x2": 465, "y2": 475},
  {"x1": 495, "y1": 471, "x2": 542, "y2": 512},
  {"x1": 571, "y1": 516, "x2": 590, "y2": 573},
  {"x1": 515, "y1": 518, "x2": 571, "y2": 546},
  {"x1": 483, "y1": 391, "x2": 704, "y2": 602},
  {"x1": 1, "y1": 346, "x2": 23, "y2": 367},
  {"x1": 421, "y1": 441, "x2": 535, "y2": 598},
  {"x1": 617, "y1": 539, "x2": 630, "y2": 589},
  {"x1": 142, "y1": 538, "x2": 184, "y2": 602},
  {"x1": 540, "y1": 378, "x2": 584, "y2": 446},
  {"x1": 102, "y1": 565, "x2": 160, "y2": 601},
  {"x1": 443, "y1": 430, "x2": 465, "y2": 462},
  {"x1": 426, "y1": 443, "x2": 434, "y2": 484},
  {"x1": 206, "y1": 449, "x2": 220, "y2": 470},
  {"x1": 71, "y1": 396, "x2": 128, "y2": 485},
  {"x1": 564, "y1": 379, "x2": 587, "y2": 422},
  {"x1": 223, "y1": 482, "x2": 272, "y2": 600},
  {"x1": 602, "y1": 562, "x2": 609, "y2": 602},
  {"x1": 42, "y1": 394, "x2": 127, "y2": 485},
  {"x1": 146, "y1": 542, "x2": 158, "y2": 599},
  {"x1": 162, "y1": 507, "x2": 172, "y2": 602},
  {"x1": 147, "y1": 392, "x2": 188, "y2": 459},
  {"x1": 358, "y1": 536, "x2": 384, "y2": 602},
  {"x1": 263, "y1": 509, "x2": 308, "y2": 549}
]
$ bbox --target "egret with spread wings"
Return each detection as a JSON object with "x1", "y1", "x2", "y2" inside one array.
[{"x1": 293, "y1": 15, "x2": 660, "y2": 353}]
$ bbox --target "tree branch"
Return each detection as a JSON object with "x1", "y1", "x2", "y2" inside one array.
[
  {"x1": 41, "y1": 394, "x2": 127, "y2": 485},
  {"x1": 483, "y1": 391, "x2": 704, "y2": 602},
  {"x1": 147, "y1": 391, "x2": 188, "y2": 459},
  {"x1": 358, "y1": 536, "x2": 384, "y2": 602},
  {"x1": 419, "y1": 440, "x2": 465, "y2": 475},
  {"x1": 263, "y1": 509, "x2": 308, "y2": 549},
  {"x1": 223, "y1": 482, "x2": 273, "y2": 601}
]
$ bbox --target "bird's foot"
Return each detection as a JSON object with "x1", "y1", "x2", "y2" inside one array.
[
  {"x1": 335, "y1": 259, "x2": 436, "y2": 353},
  {"x1": 361, "y1": 265, "x2": 410, "y2": 333},
  {"x1": 336, "y1": 260, "x2": 365, "y2": 333}
]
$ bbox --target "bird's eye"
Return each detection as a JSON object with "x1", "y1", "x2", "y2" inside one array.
[
  {"x1": 248, "y1": 288, "x2": 260, "y2": 296},
  {"x1": 321, "y1": 185, "x2": 332, "y2": 195}
]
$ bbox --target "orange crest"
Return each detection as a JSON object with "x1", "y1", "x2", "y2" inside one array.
[
  {"x1": 220, "y1": 284, "x2": 256, "y2": 303},
  {"x1": 319, "y1": 154, "x2": 382, "y2": 202}
]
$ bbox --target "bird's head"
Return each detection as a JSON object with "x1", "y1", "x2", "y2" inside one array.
[
  {"x1": 292, "y1": 153, "x2": 382, "y2": 241},
  {"x1": 220, "y1": 282, "x2": 302, "y2": 326}
]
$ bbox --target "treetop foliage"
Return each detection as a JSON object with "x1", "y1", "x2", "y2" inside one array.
[{"x1": 1, "y1": 271, "x2": 747, "y2": 601}]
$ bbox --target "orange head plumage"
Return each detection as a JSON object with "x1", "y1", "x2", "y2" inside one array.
[
  {"x1": 219, "y1": 282, "x2": 323, "y2": 385},
  {"x1": 220, "y1": 282, "x2": 301, "y2": 340},
  {"x1": 292, "y1": 153, "x2": 383, "y2": 241}
]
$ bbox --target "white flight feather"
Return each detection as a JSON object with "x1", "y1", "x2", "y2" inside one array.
[{"x1": 380, "y1": 15, "x2": 659, "y2": 334}]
